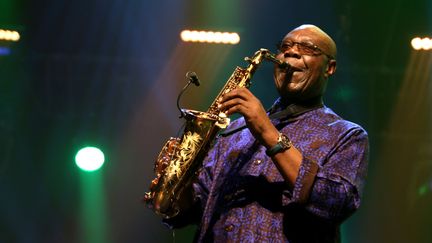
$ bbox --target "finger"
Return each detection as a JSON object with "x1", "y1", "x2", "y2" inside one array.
[
  {"x1": 224, "y1": 103, "x2": 247, "y2": 116},
  {"x1": 219, "y1": 97, "x2": 246, "y2": 113},
  {"x1": 220, "y1": 87, "x2": 251, "y2": 103}
]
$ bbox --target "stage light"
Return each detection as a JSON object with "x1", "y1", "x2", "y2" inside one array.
[
  {"x1": 0, "y1": 29, "x2": 20, "y2": 42},
  {"x1": 180, "y1": 30, "x2": 240, "y2": 44},
  {"x1": 75, "y1": 147, "x2": 105, "y2": 172},
  {"x1": 411, "y1": 37, "x2": 432, "y2": 50}
]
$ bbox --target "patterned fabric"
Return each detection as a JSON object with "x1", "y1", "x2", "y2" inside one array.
[{"x1": 186, "y1": 99, "x2": 368, "y2": 242}]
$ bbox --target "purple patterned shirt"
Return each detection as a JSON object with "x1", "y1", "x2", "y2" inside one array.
[{"x1": 188, "y1": 99, "x2": 369, "y2": 243}]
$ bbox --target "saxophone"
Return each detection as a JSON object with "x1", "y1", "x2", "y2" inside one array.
[{"x1": 143, "y1": 48, "x2": 287, "y2": 218}]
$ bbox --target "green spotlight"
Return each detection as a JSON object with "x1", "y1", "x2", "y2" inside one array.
[
  {"x1": 418, "y1": 184, "x2": 428, "y2": 196},
  {"x1": 75, "y1": 147, "x2": 105, "y2": 172}
]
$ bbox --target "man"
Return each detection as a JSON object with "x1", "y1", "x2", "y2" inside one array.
[{"x1": 166, "y1": 24, "x2": 369, "y2": 242}]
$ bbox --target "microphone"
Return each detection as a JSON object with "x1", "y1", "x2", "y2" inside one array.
[
  {"x1": 177, "y1": 71, "x2": 201, "y2": 118},
  {"x1": 186, "y1": 71, "x2": 201, "y2": 86}
]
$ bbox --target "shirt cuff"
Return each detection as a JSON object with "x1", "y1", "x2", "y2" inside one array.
[{"x1": 290, "y1": 157, "x2": 319, "y2": 204}]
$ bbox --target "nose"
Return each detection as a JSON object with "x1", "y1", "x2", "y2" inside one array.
[{"x1": 283, "y1": 44, "x2": 301, "y2": 59}]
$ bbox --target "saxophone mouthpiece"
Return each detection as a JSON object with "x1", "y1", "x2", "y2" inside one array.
[
  {"x1": 279, "y1": 62, "x2": 302, "y2": 72},
  {"x1": 278, "y1": 62, "x2": 290, "y2": 70}
]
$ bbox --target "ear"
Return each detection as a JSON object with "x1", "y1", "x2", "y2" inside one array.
[{"x1": 325, "y1": 59, "x2": 337, "y2": 77}]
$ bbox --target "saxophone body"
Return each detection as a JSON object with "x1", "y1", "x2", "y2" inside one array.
[{"x1": 143, "y1": 49, "x2": 285, "y2": 218}]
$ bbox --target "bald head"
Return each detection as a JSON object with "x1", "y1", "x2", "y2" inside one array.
[
  {"x1": 273, "y1": 24, "x2": 338, "y2": 103},
  {"x1": 290, "y1": 24, "x2": 337, "y2": 59}
]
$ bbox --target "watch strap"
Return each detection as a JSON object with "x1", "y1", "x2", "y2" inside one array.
[{"x1": 265, "y1": 133, "x2": 292, "y2": 156}]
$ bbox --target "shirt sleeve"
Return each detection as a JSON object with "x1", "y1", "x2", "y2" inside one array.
[
  {"x1": 287, "y1": 127, "x2": 369, "y2": 223},
  {"x1": 194, "y1": 137, "x2": 225, "y2": 207}
]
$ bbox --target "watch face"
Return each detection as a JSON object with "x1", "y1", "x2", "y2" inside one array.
[
  {"x1": 280, "y1": 134, "x2": 292, "y2": 150},
  {"x1": 266, "y1": 133, "x2": 292, "y2": 156}
]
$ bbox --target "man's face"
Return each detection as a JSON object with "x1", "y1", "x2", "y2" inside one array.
[{"x1": 273, "y1": 27, "x2": 336, "y2": 102}]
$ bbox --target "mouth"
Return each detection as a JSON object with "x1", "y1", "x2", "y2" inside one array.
[
  {"x1": 279, "y1": 62, "x2": 304, "y2": 73},
  {"x1": 289, "y1": 65, "x2": 304, "y2": 72}
]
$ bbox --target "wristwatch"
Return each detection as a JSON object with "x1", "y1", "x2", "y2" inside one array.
[{"x1": 265, "y1": 132, "x2": 293, "y2": 156}]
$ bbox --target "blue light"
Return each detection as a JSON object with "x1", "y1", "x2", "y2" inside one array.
[{"x1": 0, "y1": 47, "x2": 11, "y2": 56}]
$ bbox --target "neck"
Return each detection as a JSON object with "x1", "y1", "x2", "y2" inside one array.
[{"x1": 280, "y1": 95, "x2": 323, "y2": 108}]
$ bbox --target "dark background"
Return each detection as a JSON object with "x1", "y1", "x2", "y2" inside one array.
[{"x1": 1, "y1": 0, "x2": 431, "y2": 242}]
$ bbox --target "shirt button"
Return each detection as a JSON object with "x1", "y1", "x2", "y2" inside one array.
[
  {"x1": 254, "y1": 159, "x2": 262, "y2": 165},
  {"x1": 224, "y1": 224, "x2": 234, "y2": 232}
]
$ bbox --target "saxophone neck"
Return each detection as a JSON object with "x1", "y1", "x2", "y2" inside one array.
[
  {"x1": 244, "y1": 48, "x2": 286, "y2": 73},
  {"x1": 207, "y1": 49, "x2": 285, "y2": 116}
]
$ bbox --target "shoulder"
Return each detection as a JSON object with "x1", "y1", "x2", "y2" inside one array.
[
  {"x1": 312, "y1": 106, "x2": 366, "y2": 131},
  {"x1": 292, "y1": 106, "x2": 368, "y2": 143},
  {"x1": 289, "y1": 106, "x2": 369, "y2": 162},
  {"x1": 314, "y1": 107, "x2": 369, "y2": 145}
]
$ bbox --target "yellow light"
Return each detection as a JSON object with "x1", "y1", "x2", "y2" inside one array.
[
  {"x1": 0, "y1": 29, "x2": 20, "y2": 42},
  {"x1": 422, "y1": 38, "x2": 432, "y2": 50},
  {"x1": 411, "y1": 37, "x2": 422, "y2": 50},
  {"x1": 180, "y1": 30, "x2": 240, "y2": 45},
  {"x1": 411, "y1": 37, "x2": 432, "y2": 50}
]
